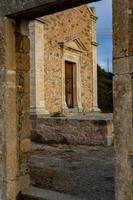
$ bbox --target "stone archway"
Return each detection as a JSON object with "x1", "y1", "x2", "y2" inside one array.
[{"x1": 0, "y1": 0, "x2": 132, "y2": 200}]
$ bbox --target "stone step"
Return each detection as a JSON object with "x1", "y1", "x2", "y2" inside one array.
[{"x1": 22, "y1": 186, "x2": 86, "y2": 200}]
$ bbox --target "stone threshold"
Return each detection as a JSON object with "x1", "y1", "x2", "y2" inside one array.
[
  {"x1": 22, "y1": 186, "x2": 86, "y2": 200},
  {"x1": 31, "y1": 113, "x2": 113, "y2": 121}
]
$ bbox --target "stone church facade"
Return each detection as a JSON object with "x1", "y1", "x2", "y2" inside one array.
[{"x1": 30, "y1": 5, "x2": 99, "y2": 115}]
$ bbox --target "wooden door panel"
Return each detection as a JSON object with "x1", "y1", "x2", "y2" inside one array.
[
  {"x1": 65, "y1": 61, "x2": 73, "y2": 108},
  {"x1": 66, "y1": 80, "x2": 73, "y2": 92}
]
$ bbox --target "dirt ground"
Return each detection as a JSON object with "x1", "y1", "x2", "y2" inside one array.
[{"x1": 30, "y1": 144, "x2": 115, "y2": 200}]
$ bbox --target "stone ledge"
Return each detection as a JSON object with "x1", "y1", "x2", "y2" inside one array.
[
  {"x1": 30, "y1": 113, "x2": 113, "y2": 146},
  {"x1": 22, "y1": 186, "x2": 85, "y2": 200}
]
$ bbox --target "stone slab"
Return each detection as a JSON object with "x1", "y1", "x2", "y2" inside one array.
[
  {"x1": 23, "y1": 186, "x2": 86, "y2": 200},
  {"x1": 31, "y1": 113, "x2": 113, "y2": 146},
  {"x1": 4, "y1": 0, "x2": 100, "y2": 18}
]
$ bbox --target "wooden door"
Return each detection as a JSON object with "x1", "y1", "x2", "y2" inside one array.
[{"x1": 65, "y1": 61, "x2": 74, "y2": 108}]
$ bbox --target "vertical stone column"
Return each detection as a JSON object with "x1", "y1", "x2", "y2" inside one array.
[
  {"x1": 0, "y1": 18, "x2": 30, "y2": 200},
  {"x1": 29, "y1": 20, "x2": 49, "y2": 116},
  {"x1": 16, "y1": 19, "x2": 31, "y2": 195},
  {"x1": 91, "y1": 9, "x2": 100, "y2": 112},
  {"x1": 0, "y1": 18, "x2": 19, "y2": 200},
  {"x1": 0, "y1": 18, "x2": 5, "y2": 199},
  {"x1": 113, "y1": 1, "x2": 133, "y2": 200},
  {"x1": 0, "y1": 18, "x2": 21, "y2": 200}
]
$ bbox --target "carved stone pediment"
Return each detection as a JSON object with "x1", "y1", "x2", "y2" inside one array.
[{"x1": 59, "y1": 38, "x2": 88, "y2": 53}]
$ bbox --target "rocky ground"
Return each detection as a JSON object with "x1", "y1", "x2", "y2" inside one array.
[{"x1": 30, "y1": 144, "x2": 115, "y2": 200}]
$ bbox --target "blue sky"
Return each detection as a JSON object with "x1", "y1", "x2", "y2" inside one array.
[{"x1": 89, "y1": 0, "x2": 112, "y2": 72}]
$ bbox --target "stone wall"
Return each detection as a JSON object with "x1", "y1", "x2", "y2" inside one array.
[
  {"x1": 38, "y1": 5, "x2": 96, "y2": 113},
  {"x1": 16, "y1": 20, "x2": 31, "y2": 194},
  {"x1": 30, "y1": 116, "x2": 113, "y2": 146},
  {"x1": 113, "y1": 1, "x2": 133, "y2": 200},
  {"x1": 0, "y1": 18, "x2": 31, "y2": 200},
  {"x1": 29, "y1": 20, "x2": 49, "y2": 115},
  {"x1": 0, "y1": 0, "x2": 132, "y2": 199}
]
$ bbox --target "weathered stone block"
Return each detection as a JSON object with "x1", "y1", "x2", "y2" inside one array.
[
  {"x1": 113, "y1": 57, "x2": 132, "y2": 74},
  {"x1": 31, "y1": 115, "x2": 113, "y2": 146},
  {"x1": 21, "y1": 113, "x2": 30, "y2": 139},
  {"x1": 16, "y1": 53, "x2": 30, "y2": 72},
  {"x1": 19, "y1": 153, "x2": 29, "y2": 176},
  {"x1": 5, "y1": 142, "x2": 18, "y2": 181},
  {"x1": 6, "y1": 180, "x2": 18, "y2": 200},
  {"x1": 113, "y1": 74, "x2": 133, "y2": 200},
  {"x1": 113, "y1": 0, "x2": 130, "y2": 58},
  {"x1": 22, "y1": 94, "x2": 30, "y2": 112},
  {"x1": 5, "y1": 18, "x2": 16, "y2": 70},
  {"x1": 0, "y1": 69, "x2": 5, "y2": 87},
  {"x1": 24, "y1": 72, "x2": 30, "y2": 94},
  {"x1": 20, "y1": 139, "x2": 31, "y2": 153},
  {"x1": 19, "y1": 175, "x2": 30, "y2": 192},
  {"x1": 113, "y1": 55, "x2": 133, "y2": 75},
  {"x1": 16, "y1": 34, "x2": 30, "y2": 53}
]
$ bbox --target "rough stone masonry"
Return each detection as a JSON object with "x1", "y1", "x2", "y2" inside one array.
[
  {"x1": 0, "y1": 0, "x2": 132, "y2": 200},
  {"x1": 30, "y1": 5, "x2": 99, "y2": 115},
  {"x1": 30, "y1": 114, "x2": 113, "y2": 146}
]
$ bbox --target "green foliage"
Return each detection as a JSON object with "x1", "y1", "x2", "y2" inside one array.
[{"x1": 97, "y1": 65, "x2": 113, "y2": 113}]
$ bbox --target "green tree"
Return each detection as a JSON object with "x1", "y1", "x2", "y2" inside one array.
[{"x1": 97, "y1": 65, "x2": 113, "y2": 112}]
